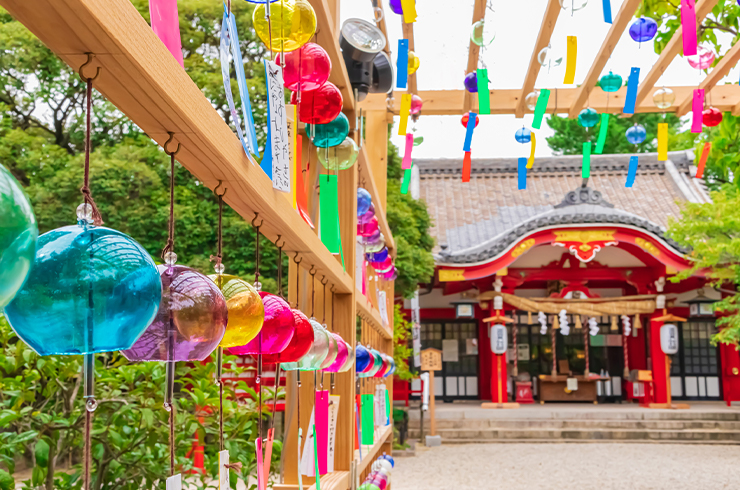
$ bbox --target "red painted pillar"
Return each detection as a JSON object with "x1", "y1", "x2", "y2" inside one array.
[
  {"x1": 649, "y1": 314, "x2": 668, "y2": 404},
  {"x1": 491, "y1": 352, "x2": 508, "y2": 403}
]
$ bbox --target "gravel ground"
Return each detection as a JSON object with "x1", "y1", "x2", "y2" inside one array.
[{"x1": 391, "y1": 443, "x2": 740, "y2": 489}]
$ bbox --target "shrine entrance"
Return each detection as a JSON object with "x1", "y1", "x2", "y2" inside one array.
[{"x1": 670, "y1": 320, "x2": 722, "y2": 400}]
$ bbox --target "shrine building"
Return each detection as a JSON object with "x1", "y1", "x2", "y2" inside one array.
[{"x1": 399, "y1": 151, "x2": 740, "y2": 407}]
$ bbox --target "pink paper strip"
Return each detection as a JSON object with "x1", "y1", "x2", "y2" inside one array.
[
  {"x1": 256, "y1": 436, "x2": 265, "y2": 490},
  {"x1": 149, "y1": 0, "x2": 184, "y2": 68},
  {"x1": 691, "y1": 89, "x2": 704, "y2": 133},
  {"x1": 315, "y1": 391, "x2": 329, "y2": 475},
  {"x1": 402, "y1": 133, "x2": 414, "y2": 170},
  {"x1": 681, "y1": 0, "x2": 697, "y2": 57}
]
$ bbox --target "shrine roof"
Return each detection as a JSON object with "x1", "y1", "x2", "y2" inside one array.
[{"x1": 415, "y1": 151, "x2": 709, "y2": 265}]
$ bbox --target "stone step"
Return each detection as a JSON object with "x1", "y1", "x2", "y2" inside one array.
[
  {"x1": 408, "y1": 419, "x2": 740, "y2": 431},
  {"x1": 438, "y1": 438, "x2": 740, "y2": 445},
  {"x1": 407, "y1": 410, "x2": 740, "y2": 422},
  {"x1": 407, "y1": 427, "x2": 740, "y2": 443}
]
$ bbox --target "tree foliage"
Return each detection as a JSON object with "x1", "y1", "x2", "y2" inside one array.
[{"x1": 386, "y1": 130, "x2": 435, "y2": 299}]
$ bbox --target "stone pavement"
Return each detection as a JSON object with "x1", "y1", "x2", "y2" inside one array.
[{"x1": 391, "y1": 442, "x2": 740, "y2": 489}]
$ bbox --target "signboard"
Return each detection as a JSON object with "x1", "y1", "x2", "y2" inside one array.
[
  {"x1": 566, "y1": 377, "x2": 579, "y2": 391},
  {"x1": 442, "y1": 339, "x2": 459, "y2": 362},
  {"x1": 517, "y1": 344, "x2": 530, "y2": 361},
  {"x1": 420, "y1": 348, "x2": 442, "y2": 371}
]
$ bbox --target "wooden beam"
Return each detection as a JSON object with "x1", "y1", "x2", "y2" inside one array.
[
  {"x1": 514, "y1": 0, "x2": 561, "y2": 118},
  {"x1": 360, "y1": 85, "x2": 740, "y2": 115},
  {"x1": 401, "y1": 19, "x2": 418, "y2": 95},
  {"x1": 364, "y1": 111, "x2": 389, "y2": 210},
  {"x1": 1, "y1": 0, "x2": 354, "y2": 293},
  {"x1": 373, "y1": 0, "x2": 392, "y2": 56},
  {"x1": 308, "y1": 0, "x2": 356, "y2": 114},
  {"x1": 633, "y1": 0, "x2": 720, "y2": 112},
  {"x1": 463, "y1": 0, "x2": 487, "y2": 113},
  {"x1": 675, "y1": 42, "x2": 740, "y2": 116},
  {"x1": 567, "y1": 0, "x2": 643, "y2": 118}
]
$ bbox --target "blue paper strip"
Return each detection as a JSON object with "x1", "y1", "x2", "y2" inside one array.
[
  {"x1": 623, "y1": 67, "x2": 640, "y2": 114},
  {"x1": 602, "y1": 0, "x2": 612, "y2": 23},
  {"x1": 397, "y1": 39, "x2": 409, "y2": 89},
  {"x1": 260, "y1": 60, "x2": 273, "y2": 178},
  {"x1": 626, "y1": 156, "x2": 638, "y2": 187},
  {"x1": 463, "y1": 112, "x2": 477, "y2": 152},
  {"x1": 518, "y1": 157, "x2": 527, "y2": 190}
]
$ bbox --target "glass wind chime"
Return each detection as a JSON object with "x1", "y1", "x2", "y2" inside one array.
[{"x1": 4, "y1": 55, "x2": 162, "y2": 490}]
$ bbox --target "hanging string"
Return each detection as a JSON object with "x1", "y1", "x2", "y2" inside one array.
[
  {"x1": 78, "y1": 54, "x2": 103, "y2": 227},
  {"x1": 292, "y1": 253, "x2": 303, "y2": 478},
  {"x1": 330, "y1": 286, "x2": 336, "y2": 392},
  {"x1": 310, "y1": 266, "x2": 317, "y2": 318},
  {"x1": 322, "y1": 277, "x2": 328, "y2": 326},
  {"x1": 252, "y1": 214, "x2": 263, "y2": 289},
  {"x1": 251, "y1": 212, "x2": 265, "y2": 481},
  {"x1": 161, "y1": 133, "x2": 181, "y2": 260},
  {"x1": 276, "y1": 236, "x2": 285, "y2": 299},
  {"x1": 211, "y1": 182, "x2": 227, "y2": 452}
]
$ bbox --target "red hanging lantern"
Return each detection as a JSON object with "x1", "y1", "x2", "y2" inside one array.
[
  {"x1": 276, "y1": 42, "x2": 331, "y2": 92},
  {"x1": 461, "y1": 112, "x2": 480, "y2": 128},
  {"x1": 290, "y1": 81, "x2": 343, "y2": 124},
  {"x1": 702, "y1": 107, "x2": 723, "y2": 127}
]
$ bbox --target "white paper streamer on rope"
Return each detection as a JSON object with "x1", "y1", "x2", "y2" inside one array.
[
  {"x1": 588, "y1": 317, "x2": 600, "y2": 336},
  {"x1": 559, "y1": 309, "x2": 570, "y2": 336},
  {"x1": 538, "y1": 311, "x2": 547, "y2": 335},
  {"x1": 621, "y1": 315, "x2": 631, "y2": 337}
]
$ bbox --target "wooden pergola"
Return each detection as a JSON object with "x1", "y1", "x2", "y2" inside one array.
[{"x1": 2, "y1": 0, "x2": 738, "y2": 489}]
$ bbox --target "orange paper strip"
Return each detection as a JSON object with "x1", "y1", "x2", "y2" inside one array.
[
  {"x1": 696, "y1": 142, "x2": 711, "y2": 178},
  {"x1": 462, "y1": 152, "x2": 472, "y2": 182},
  {"x1": 295, "y1": 135, "x2": 314, "y2": 228}
]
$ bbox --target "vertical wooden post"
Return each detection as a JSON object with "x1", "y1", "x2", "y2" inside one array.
[
  {"x1": 364, "y1": 112, "x2": 389, "y2": 210},
  {"x1": 428, "y1": 371, "x2": 436, "y2": 436}
]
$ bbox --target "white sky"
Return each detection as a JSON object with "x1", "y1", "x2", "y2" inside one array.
[{"x1": 340, "y1": 0, "x2": 738, "y2": 159}]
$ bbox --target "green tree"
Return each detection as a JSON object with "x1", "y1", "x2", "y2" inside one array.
[
  {"x1": 546, "y1": 112, "x2": 693, "y2": 155},
  {"x1": 386, "y1": 130, "x2": 435, "y2": 300}
]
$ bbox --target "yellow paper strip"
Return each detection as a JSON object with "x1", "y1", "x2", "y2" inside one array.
[
  {"x1": 401, "y1": 0, "x2": 418, "y2": 23},
  {"x1": 398, "y1": 94, "x2": 412, "y2": 136},
  {"x1": 564, "y1": 36, "x2": 577, "y2": 84},
  {"x1": 527, "y1": 132, "x2": 536, "y2": 169},
  {"x1": 657, "y1": 123, "x2": 668, "y2": 161},
  {"x1": 291, "y1": 105, "x2": 297, "y2": 209}
]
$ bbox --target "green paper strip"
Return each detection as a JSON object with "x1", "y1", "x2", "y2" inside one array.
[
  {"x1": 401, "y1": 167, "x2": 412, "y2": 194},
  {"x1": 361, "y1": 394, "x2": 375, "y2": 446},
  {"x1": 319, "y1": 174, "x2": 340, "y2": 253},
  {"x1": 595, "y1": 113, "x2": 609, "y2": 154},
  {"x1": 532, "y1": 89, "x2": 550, "y2": 130},
  {"x1": 313, "y1": 424, "x2": 320, "y2": 490},
  {"x1": 582, "y1": 142, "x2": 591, "y2": 179},
  {"x1": 477, "y1": 69, "x2": 490, "y2": 115}
]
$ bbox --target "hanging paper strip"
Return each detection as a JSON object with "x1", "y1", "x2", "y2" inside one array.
[
  {"x1": 681, "y1": 0, "x2": 698, "y2": 57},
  {"x1": 401, "y1": 0, "x2": 418, "y2": 23},
  {"x1": 527, "y1": 132, "x2": 537, "y2": 169},
  {"x1": 462, "y1": 151, "x2": 472, "y2": 183},
  {"x1": 315, "y1": 391, "x2": 329, "y2": 475},
  {"x1": 291, "y1": 106, "x2": 298, "y2": 208},
  {"x1": 623, "y1": 67, "x2": 640, "y2": 114},
  {"x1": 658, "y1": 123, "x2": 668, "y2": 160},
  {"x1": 691, "y1": 89, "x2": 704, "y2": 133},
  {"x1": 626, "y1": 156, "x2": 638, "y2": 188},
  {"x1": 463, "y1": 112, "x2": 477, "y2": 152},
  {"x1": 360, "y1": 394, "x2": 375, "y2": 446},
  {"x1": 564, "y1": 36, "x2": 577, "y2": 84},
  {"x1": 533, "y1": 89, "x2": 550, "y2": 130},
  {"x1": 595, "y1": 114, "x2": 610, "y2": 154},
  {"x1": 354, "y1": 398, "x2": 361, "y2": 455},
  {"x1": 398, "y1": 94, "x2": 412, "y2": 136},
  {"x1": 150, "y1": 0, "x2": 184, "y2": 67},
  {"x1": 220, "y1": 10, "x2": 260, "y2": 159},
  {"x1": 403, "y1": 133, "x2": 414, "y2": 169},
  {"x1": 696, "y1": 142, "x2": 711, "y2": 178},
  {"x1": 518, "y1": 157, "x2": 528, "y2": 190},
  {"x1": 397, "y1": 39, "x2": 409, "y2": 89},
  {"x1": 602, "y1": 0, "x2": 612, "y2": 23},
  {"x1": 477, "y1": 69, "x2": 491, "y2": 115},
  {"x1": 262, "y1": 429, "x2": 274, "y2": 489},
  {"x1": 401, "y1": 167, "x2": 412, "y2": 194},
  {"x1": 319, "y1": 175, "x2": 340, "y2": 253},
  {"x1": 256, "y1": 437, "x2": 265, "y2": 490},
  {"x1": 582, "y1": 142, "x2": 591, "y2": 178},
  {"x1": 312, "y1": 425, "x2": 321, "y2": 490},
  {"x1": 294, "y1": 136, "x2": 314, "y2": 228},
  {"x1": 261, "y1": 60, "x2": 291, "y2": 192}
]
